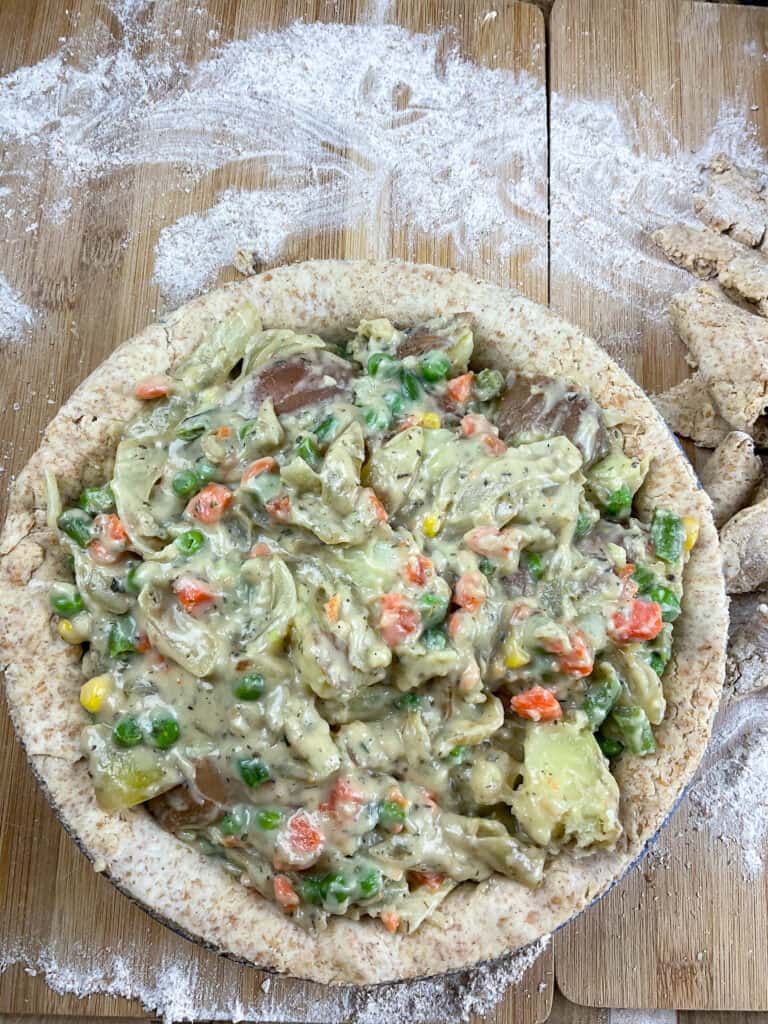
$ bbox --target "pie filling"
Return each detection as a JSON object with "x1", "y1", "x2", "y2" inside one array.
[{"x1": 48, "y1": 305, "x2": 696, "y2": 933}]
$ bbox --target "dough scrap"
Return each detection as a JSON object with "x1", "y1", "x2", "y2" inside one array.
[
  {"x1": 720, "y1": 496, "x2": 768, "y2": 593},
  {"x1": 652, "y1": 224, "x2": 742, "y2": 278},
  {"x1": 725, "y1": 593, "x2": 768, "y2": 700},
  {"x1": 694, "y1": 154, "x2": 768, "y2": 248},
  {"x1": 669, "y1": 284, "x2": 768, "y2": 443},
  {"x1": 651, "y1": 373, "x2": 730, "y2": 448},
  {"x1": 699, "y1": 430, "x2": 763, "y2": 527},
  {"x1": 718, "y1": 249, "x2": 768, "y2": 319}
]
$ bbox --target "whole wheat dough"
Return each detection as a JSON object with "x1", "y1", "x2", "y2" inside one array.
[
  {"x1": 653, "y1": 224, "x2": 743, "y2": 279},
  {"x1": 651, "y1": 373, "x2": 731, "y2": 448},
  {"x1": 725, "y1": 592, "x2": 768, "y2": 701},
  {"x1": 720, "y1": 496, "x2": 768, "y2": 593},
  {"x1": 694, "y1": 154, "x2": 768, "y2": 248},
  {"x1": 0, "y1": 260, "x2": 727, "y2": 985},
  {"x1": 670, "y1": 284, "x2": 768, "y2": 443},
  {"x1": 718, "y1": 250, "x2": 768, "y2": 319},
  {"x1": 700, "y1": 431, "x2": 763, "y2": 527}
]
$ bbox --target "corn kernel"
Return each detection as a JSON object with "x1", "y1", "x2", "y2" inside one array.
[
  {"x1": 422, "y1": 514, "x2": 442, "y2": 538},
  {"x1": 420, "y1": 412, "x2": 441, "y2": 430},
  {"x1": 58, "y1": 613, "x2": 91, "y2": 645},
  {"x1": 504, "y1": 634, "x2": 530, "y2": 669},
  {"x1": 80, "y1": 674, "x2": 112, "y2": 714},
  {"x1": 682, "y1": 515, "x2": 699, "y2": 552}
]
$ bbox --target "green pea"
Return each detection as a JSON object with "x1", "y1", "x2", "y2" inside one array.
[
  {"x1": 598, "y1": 735, "x2": 624, "y2": 759},
  {"x1": 604, "y1": 484, "x2": 632, "y2": 519},
  {"x1": 49, "y1": 582, "x2": 84, "y2": 618},
  {"x1": 522, "y1": 551, "x2": 545, "y2": 580},
  {"x1": 125, "y1": 563, "x2": 144, "y2": 594},
  {"x1": 419, "y1": 351, "x2": 452, "y2": 382},
  {"x1": 478, "y1": 557, "x2": 496, "y2": 578},
  {"x1": 108, "y1": 615, "x2": 138, "y2": 658},
  {"x1": 300, "y1": 875, "x2": 325, "y2": 906},
  {"x1": 368, "y1": 352, "x2": 397, "y2": 377},
  {"x1": 474, "y1": 368, "x2": 505, "y2": 401},
  {"x1": 378, "y1": 800, "x2": 406, "y2": 831},
  {"x1": 422, "y1": 626, "x2": 447, "y2": 650},
  {"x1": 256, "y1": 808, "x2": 283, "y2": 830},
  {"x1": 357, "y1": 866, "x2": 382, "y2": 899},
  {"x1": 151, "y1": 713, "x2": 180, "y2": 750},
  {"x1": 609, "y1": 706, "x2": 656, "y2": 756},
  {"x1": 448, "y1": 745, "x2": 468, "y2": 764},
  {"x1": 418, "y1": 592, "x2": 448, "y2": 628},
  {"x1": 364, "y1": 405, "x2": 392, "y2": 432},
  {"x1": 57, "y1": 509, "x2": 94, "y2": 548},
  {"x1": 195, "y1": 460, "x2": 217, "y2": 485},
  {"x1": 396, "y1": 692, "x2": 421, "y2": 710},
  {"x1": 77, "y1": 484, "x2": 115, "y2": 515},
  {"x1": 400, "y1": 368, "x2": 422, "y2": 401},
  {"x1": 238, "y1": 756, "x2": 270, "y2": 787},
  {"x1": 176, "y1": 529, "x2": 205, "y2": 556},
  {"x1": 296, "y1": 435, "x2": 320, "y2": 471},
  {"x1": 314, "y1": 415, "x2": 338, "y2": 447},
  {"x1": 650, "y1": 509, "x2": 684, "y2": 563},
  {"x1": 219, "y1": 806, "x2": 249, "y2": 836},
  {"x1": 383, "y1": 391, "x2": 405, "y2": 417},
  {"x1": 176, "y1": 414, "x2": 211, "y2": 441},
  {"x1": 648, "y1": 651, "x2": 667, "y2": 675},
  {"x1": 646, "y1": 583, "x2": 681, "y2": 622},
  {"x1": 234, "y1": 672, "x2": 266, "y2": 701},
  {"x1": 112, "y1": 717, "x2": 143, "y2": 748},
  {"x1": 171, "y1": 469, "x2": 199, "y2": 498},
  {"x1": 581, "y1": 664, "x2": 622, "y2": 730},
  {"x1": 323, "y1": 872, "x2": 352, "y2": 905}
]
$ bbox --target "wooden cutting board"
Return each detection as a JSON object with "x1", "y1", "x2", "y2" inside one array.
[
  {"x1": 0, "y1": 1, "x2": 553, "y2": 1021},
  {"x1": 550, "y1": 0, "x2": 768, "y2": 1010}
]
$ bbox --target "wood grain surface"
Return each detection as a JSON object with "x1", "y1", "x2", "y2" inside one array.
[
  {"x1": 0, "y1": 1, "x2": 552, "y2": 1022},
  {"x1": 550, "y1": 0, "x2": 768, "y2": 1011}
]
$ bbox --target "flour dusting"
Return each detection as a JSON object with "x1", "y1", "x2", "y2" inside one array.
[
  {"x1": 0, "y1": 935, "x2": 549, "y2": 1023},
  {"x1": 550, "y1": 95, "x2": 768, "y2": 323},
  {"x1": 0, "y1": 273, "x2": 34, "y2": 342}
]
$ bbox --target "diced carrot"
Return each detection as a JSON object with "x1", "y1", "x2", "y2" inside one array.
[
  {"x1": 250, "y1": 542, "x2": 273, "y2": 557},
  {"x1": 186, "y1": 483, "x2": 233, "y2": 524},
  {"x1": 482, "y1": 434, "x2": 507, "y2": 456},
  {"x1": 446, "y1": 372, "x2": 474, "y2": 404},
  {"x1": 611, "y1": 599, "x2": 663, "y2": 643},
  {"x1": 98, "y1": 513, "x2": 129, "y2": 544},
  {"x1": 135, "y1": 633, "x2": 151, "y2": 654},
  {"x1": 266, "y1": 495, "x2": 291, "y2": 521},
  {"x1": 274, "y1": 874, "x2": 299, "y2": 912},
  {"x1": 380, "y1": 910, "x2": 400, "y2": 933},
  {"x1": 509, "y1": 601, "x2": 534, "y2": 624},
  {"x1": 325, "y1": 593, "x2": 341, "y2": 624},
  {"x1": 510, "y1": 685, "x2": 563, "y2": 722},
  {"x1": 387, "y1": 786, "x2": 409, "y2": 810},
  {"x1": 618, "y1": 563, "x2": 636, "y2": 579},
  {"x1": 173, "y1": 575, "x2": 216, "y2": 614},
  {"x1": 397, "y1": 415, "x2": 419, "y2": 432},
  {"x1": 322, "y1": 777, "x2": 366, "y2": 820},
  {"x1": 288, "y1": 811, "x2": 324, "y2": 855},
  {"x1": 134, "y1": 374, "x2": 172, "y2": 400},
  {"x1": 407, "y1": 870, "x2": 446, "y2": 892},
  {"x1": 88, "y1": 538, "x2": 121, "y2": 565},
  {"x1": 448, "y1": 610, "x2": 465, "y2": 637},
  {"x1": 544, "y1": 628, "x2": 594, "y2": 676},
  {"x1": 454, "y1": 572, "x2": 486, "y2": 613},
  {"x1": 368, "y1": 492, "x2": 388, "y2": 523},
  {"x1": 215, "y1": 425, "x2": 232, "y2": 439},
  {"x1": 242, "y1": 457, "x2": 278, "y2": 484},
  {"x1": 379, "y1": 593, "x2": 421, "y2": 646},
  {"x1": 461, "y1": 413, "x2": 496, "y2": 437},
  {"x1": 404, "y1": 553, "x2": 432, "y2": 586}
]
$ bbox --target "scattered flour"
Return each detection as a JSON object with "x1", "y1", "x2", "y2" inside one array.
[
  {"x1": 0, "y1": 273, "x2": 34, "y2": 342},
  {"x1": 550, "y1": 94, "x2": 768, "y2": 322},
  {"x1": 0, "y1": 935, "x2": 549, "y2": 1023}
]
